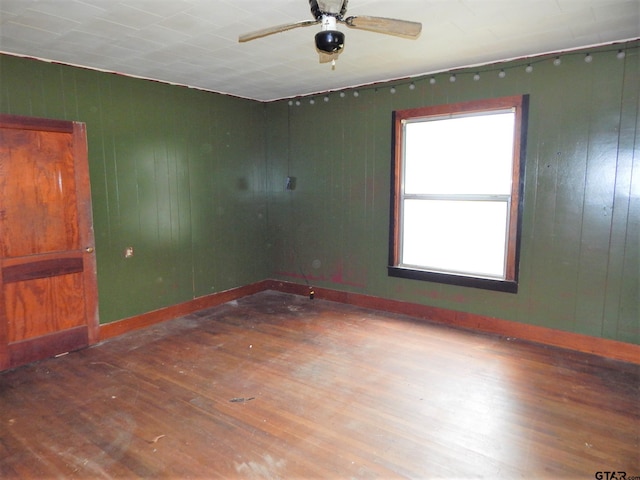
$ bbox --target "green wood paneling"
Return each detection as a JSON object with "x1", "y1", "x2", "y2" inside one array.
[
  {"x1": 606, "y1": 46, "x2": 640, "y2": 343},
  {"x1": 1, "y1": 41, "x2": 637, "y2": 345},
  {"x1": 0, "y1": 55, "x2": 268, "y2": 324},
  {"x1": 265, "y1": 41, "x2": 640, "y2": 345}
]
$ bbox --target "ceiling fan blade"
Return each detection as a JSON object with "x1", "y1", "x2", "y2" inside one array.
[
  {"x1": 318, "y1": 51, "x2": 340, "y2": 63},
  {"x1": 319, "y1": 51, "x2": 341, "y2": 70},
  {"x1": 344, "y1": 15, "x2": 422, "y2": 38},
  {"x1": 239, "y1": 19, "x2": 319, "y2": 43}
]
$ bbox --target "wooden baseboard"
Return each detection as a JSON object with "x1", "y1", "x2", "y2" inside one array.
[
  {"x1": 98, "y1": 278, "x2": 639, "y2": 365},
  {"x1": 8, "y1": 326, "x2": 88, "y2": 369},
  {"x1": 265, "y1": 280, "x2": 640, "y2": 365},
  {"x1": 98, "y1": 280, "x2": 270, "y2": 341}
]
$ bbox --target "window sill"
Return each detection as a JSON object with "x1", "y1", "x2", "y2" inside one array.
[{"x1": 387, "y1": 266, "x2": 518, "y2": 293}]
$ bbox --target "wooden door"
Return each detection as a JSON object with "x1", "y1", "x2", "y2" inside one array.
[{"x1": 0, "y1": 114, "x2": 99, "y2": 371}]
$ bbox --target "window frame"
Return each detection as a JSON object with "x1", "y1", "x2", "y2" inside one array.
[{"x1": 388, "y1": 95, "x2": 529, "y2": 293}]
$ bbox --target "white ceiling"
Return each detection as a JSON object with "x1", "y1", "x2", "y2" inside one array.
[{"x1": 0, "y1": 0, "x2": 638, "y2": 102}]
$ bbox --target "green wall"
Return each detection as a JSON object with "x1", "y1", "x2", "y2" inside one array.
[
  {"x1": 0, "y1": 55, "x2": 269, "y2": 324},
  {"x1": 265, "y1": 41, "x2": 639, "y2": 345},
  {"x1": 1, "y1": 41, "x2": 638, "y2": 345}
]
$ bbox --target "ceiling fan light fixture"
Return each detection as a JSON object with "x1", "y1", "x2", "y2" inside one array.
[
  {"x1": 239, "y1": 1, "x2": 421, "y2": 65},
  {"x1": 315, "y1": 30, "x2": 345, "y2": 53}
]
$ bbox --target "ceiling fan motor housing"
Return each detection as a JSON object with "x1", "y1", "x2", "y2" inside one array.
[
  {"x1": 309, "y1": 0, "x2": 349, "y2": 20},
  {"x1": 315, "y1": 30, "x2": 345, "y2": 53}
]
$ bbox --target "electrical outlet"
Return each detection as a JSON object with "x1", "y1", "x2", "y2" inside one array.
[
  {"x1": 285, "y1": 176, "x2": 296, "y2": 191},
  {"x1": 124, "y1": 246, "x2": 134, "y2": 258}
]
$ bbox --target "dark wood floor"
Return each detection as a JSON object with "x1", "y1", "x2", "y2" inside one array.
[{"x1": 1, "y1": 291, "x2": 638, "y2": 479}]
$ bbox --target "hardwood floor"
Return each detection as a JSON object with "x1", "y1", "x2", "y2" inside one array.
[{"x1": 1, "y1": 291, "x2": 638, "y2": 479}]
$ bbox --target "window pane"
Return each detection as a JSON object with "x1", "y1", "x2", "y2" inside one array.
[
  {"x1": 401, "y1": 199, "x2": 508, "y2": 278},
  {"x1": 404, "y1": 112, "x2": 515, "y2": 195}
]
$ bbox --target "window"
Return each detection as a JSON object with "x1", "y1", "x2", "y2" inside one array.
[{"x1": 389, "y1": 95, "x2": 529, "y2": 293}]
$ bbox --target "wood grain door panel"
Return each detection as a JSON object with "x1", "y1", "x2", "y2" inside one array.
[
  {"x1": 0, "y1": 129, "x2": 79, "y2": 258},
  {"x1": 0, "y1": 114, "x2": 99, "y2": 370},
  {"x1": 5, "y1": 269, "x2": 86, "y2": 342}
]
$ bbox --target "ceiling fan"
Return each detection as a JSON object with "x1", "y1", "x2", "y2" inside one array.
[{"x1": 238, "y1": 0, "x2": 422, "y2": 65}]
